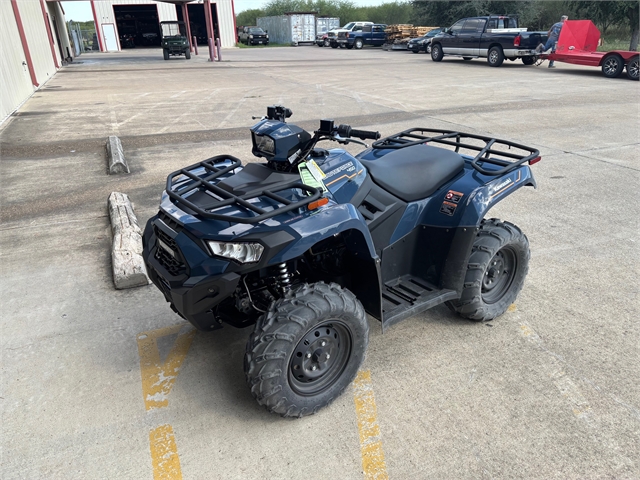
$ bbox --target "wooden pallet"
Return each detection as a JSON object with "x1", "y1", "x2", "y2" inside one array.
[{"x1": 385, "y1": 25, "x2": 439, "y2": 41}]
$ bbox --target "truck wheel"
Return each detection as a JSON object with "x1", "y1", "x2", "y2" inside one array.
[
  {"x1": 323, "y1": 39, "x2": 330, "y2": 47},
  {"x1": 426, "y1": 44, "x2": 432, "y2": 54},
  {"x1": 487, "y1": 46, "x2": 504, "y2": 67},
  {"x1": 331, "y1": 42, "x2": 338, "y2": 49},
  {"x1": 245, "y1": 282, "x2": 369, "y2": 417},
  {"x1": 602, "y1": 54, "x2": 624, "y2": 78},
  {"x1": 625, "y1": 56, "x2": 638, "y2": 80},
  {"x1": 522, "y1": 56, "x2": 535, "y2": 65},
  {"x1": 185, "y1": 50, "x2": 191, "y2": 60},
  {"x1": 431, "y1": 43, "x2": 443, "y2": 61},
  {"x1": 163, "y1": 49, "x2": 169, "y2": 61},
  {"x1": 354, "y1": 38, "x2": 364, "y2": 49},
  {"x1": 446, "y1": 219, "x2": 529, "y2": 322}
]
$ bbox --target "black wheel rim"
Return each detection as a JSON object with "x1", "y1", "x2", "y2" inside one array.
[
  {"x1": 289, "y1": 321, "x2": 352, "y2": 396},
  {"x1": 482, "y1": 247, "x2": 517, "y2": 304}
]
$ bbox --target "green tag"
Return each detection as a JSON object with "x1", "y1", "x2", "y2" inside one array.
[{"x1": 299, "y1": 162, "x2": 328, "y2": 193}]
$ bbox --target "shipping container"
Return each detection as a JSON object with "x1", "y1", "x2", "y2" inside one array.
[
  {"x1": 257, "y1": 13, "x2": 317, "y2": 45},
  {"x1": 316, "y1": 17, "x2": 340, "y2": 36}
]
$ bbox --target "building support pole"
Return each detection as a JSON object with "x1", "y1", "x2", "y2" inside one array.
[
  {"x1": 90, "y1": 0, "x2": 104, "y2": 52},
  {"x1": 231, "y1": 0, "x2": 238, "y2": 44},
  {"x1": 204, "y1": 0, "x2": 215, "y2": 61},
  {"x1": 182, "y1": 3, "x2": 193, "y2": 52},
  {"x1": 10, "y1": 0, "x2": 39, "y2": 87}
]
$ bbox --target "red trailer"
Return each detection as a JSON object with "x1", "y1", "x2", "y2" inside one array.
[{"x1": 540, "y1": 20, "x2": 638, "y2": 80}]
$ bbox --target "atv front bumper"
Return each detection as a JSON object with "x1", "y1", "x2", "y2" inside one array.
[{"x1": 143, "y1": 216, "x2": 240, "y2": 331}]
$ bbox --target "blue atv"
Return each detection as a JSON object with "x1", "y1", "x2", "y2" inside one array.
[{"x1": 142, "y1": 105, "x2": 540, "y2": 417}]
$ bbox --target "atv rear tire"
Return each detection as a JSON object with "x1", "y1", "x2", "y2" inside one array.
[
  {"x1": 522, "y1": 56, "x2": 536, "y2": 65},
  {"x1": 446, "y1": 219, "x2": 529, "y2": 321},
  {"x1": 245, "y1": 282, "x2": 369, "y2": 417},
  {"x1": 163, "y1": 49, "x2": 169, "y2": 60}
]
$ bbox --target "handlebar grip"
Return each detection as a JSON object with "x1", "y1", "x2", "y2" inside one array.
[{"x1": 349, "y1": 128, "x2": 381, "y2": 140}]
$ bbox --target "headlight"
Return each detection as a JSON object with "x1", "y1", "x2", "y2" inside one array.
[
  {"x1": 266, "y1": 34, "x2": 269, "y2": 39},
  {"x1": 207, "y1": 241, "x2": 264, "y2": 263},
  {"x1": 254, "y1": 134, "x2": 275, "y2": 154},
  {"x1": 249, "y1": 34, "x2": 254, "y2": 39}
]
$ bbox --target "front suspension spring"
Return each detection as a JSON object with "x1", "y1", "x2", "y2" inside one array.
[{"x1": 276, "y1": 262, "x2": 292, "y2": 291}]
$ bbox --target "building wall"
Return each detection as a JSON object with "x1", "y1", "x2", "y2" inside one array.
[
  {"x1": 215, "y1": 1, "x2": 236, "y2": 48},
  {"x1": 1, "y1": 0, "x2": 61, "y2": 123},
  {"x1": 93, "y1": 0, "x2": 237, "y2": 50},
  {"x1": 93, "y1": 0, "x2": 179, "y2": 26},
  {"x1": 48, "y1": 1, "x2": 72, "y2": 62}
]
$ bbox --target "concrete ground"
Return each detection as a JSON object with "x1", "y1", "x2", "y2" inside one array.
[{"x1": 1, "y1": 46, "x2": 638, "y2": 479}]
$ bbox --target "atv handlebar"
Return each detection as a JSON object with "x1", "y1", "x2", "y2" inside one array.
[{"x1": 333, "y1": 123, "x2": 380, "y2": 140}]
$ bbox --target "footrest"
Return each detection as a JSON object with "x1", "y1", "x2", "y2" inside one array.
[{"x1": 381, "y1": 275, "x2": 458, "y2": 331}]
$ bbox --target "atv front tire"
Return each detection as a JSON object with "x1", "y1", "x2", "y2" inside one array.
[
  {"x1": 446, "y1": 219, "x2": 529, "y2": 321},
  {"x1": 245, "y1": 282, "x2": 369, "y2": 417}
]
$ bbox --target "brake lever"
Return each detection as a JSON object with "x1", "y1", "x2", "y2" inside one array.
[{"x1": 333, "y1": 134, "x2": 369, "y2": 148}]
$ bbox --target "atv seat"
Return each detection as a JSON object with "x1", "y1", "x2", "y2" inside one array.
[{"x1": 360, "y1": 145, "x2": 464, "y2": 202}]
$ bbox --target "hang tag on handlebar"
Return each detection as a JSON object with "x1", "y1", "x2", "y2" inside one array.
[
  {"x1": 306, "y1": 159, "x2": 326, "y2": 181},
  {"x1": 299, "y1": 162, "x2": 327, "y2": 193}
]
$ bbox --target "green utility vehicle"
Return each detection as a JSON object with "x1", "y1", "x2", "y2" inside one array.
[{"x1": 160, "y1": 21, "x2": 191, "y2": 60}]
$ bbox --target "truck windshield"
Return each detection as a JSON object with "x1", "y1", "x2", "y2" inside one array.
[
  {"x1": 161, "y1": 23, "x2": 185, "y2": 37},
  {"x1": 342, "y1": 22, "x2": 355, "y2": 30},
  {"x1": 249, "y1": 28, "x2": 265, "y2": 34}
]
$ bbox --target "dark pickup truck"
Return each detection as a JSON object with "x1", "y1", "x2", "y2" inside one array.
[
  {"x1": 430, "y1": 15, "x2": 546, "y2": 66},
  {"x1": 238, "y1": 26, "x2": 269, "y2": 46},
  {"x1": 338, "y1": 24, "x2": 387, "y2": 49}
]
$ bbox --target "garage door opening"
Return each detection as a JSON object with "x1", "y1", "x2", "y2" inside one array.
[
  {"x1": 177, "y1": 3, "x2": 219, "y2": 46},
  {"x1": 114, "y1": 4, "x2": 161, "y2": 48}
]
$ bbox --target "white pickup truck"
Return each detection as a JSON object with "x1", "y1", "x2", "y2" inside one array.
[{"x1": 327, "y1": 22, "x2": 373, "y2": 48}]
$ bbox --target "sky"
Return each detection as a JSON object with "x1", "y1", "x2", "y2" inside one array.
[
  {"x1": 61, "y1": 1, "x2": 93, "y2": 22},
  {"x1": 61, "y1": 0, "x2": 392, "y2": 20}
]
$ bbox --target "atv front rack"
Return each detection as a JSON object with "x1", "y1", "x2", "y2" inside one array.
[
  {"x1": 373, "y1": 128, "x2": 540, "y2": 176},
  {"x1": 166, "y1": 155, "x2": 322, "y2": 224}
]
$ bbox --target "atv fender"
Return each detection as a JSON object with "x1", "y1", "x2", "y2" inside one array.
[
  {"x1": 440, "y1": 165, "x2": 536, "y2": 293},
  {"x1": 271, "y1": 203, "x2": 383, "y2": 322},
  {"x1": 460, "y1": 166, "x2": 536, "y2": 227}
]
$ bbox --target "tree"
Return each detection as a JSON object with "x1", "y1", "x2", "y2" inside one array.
[
  {"x1": 569, "y1": 1, "x2": 639, "y2": 50},
  {"x1": 617, "y1": 1, "x2": 639, "y2": 50},
  {"x1": 236, "y1": 9, "x2": 264, "y2": 27}
]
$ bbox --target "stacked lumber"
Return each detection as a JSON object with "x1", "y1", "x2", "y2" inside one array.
[
  {"x1": 384, "y1": 24, "x2": 414, "y2": 41},
  {"x1": 385, "y1": 25, "x2": 439, "y2": 41}
]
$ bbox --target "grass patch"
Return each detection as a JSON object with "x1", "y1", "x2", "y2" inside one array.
[
  {"x1": 236, "y1": 42, "x2": 290, "y2": 48},
  {"x1": 597, "y1": 38, "x2": 634, "y2": 52}
]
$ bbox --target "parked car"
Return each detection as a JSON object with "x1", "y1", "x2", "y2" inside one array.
[
  {"x1": 239, "y1": 26, "x2": 269, "y2": 46},
  {"x1": 316, "y1": 33, "x2": 330, "y2": 47},
  {"x1": 407, "y1": 28, "x2": 443, "y2": 54},
  {"x1": 339, "y1": 24, "x2": 387, "y2": 49},
  {"x1": 327, "y1": 21, "x2": 373, "y2": 48},
  {"x1": 430, "y1": 15, "x2": 546, "y2": 66}
]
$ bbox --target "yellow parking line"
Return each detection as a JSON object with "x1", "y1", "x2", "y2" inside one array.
[
  {"x1": 137, "y1": 324, "x2": 196, "y2": 410},
  {"x1": 149, "y1": 424, "x2": 183, "y2": 480},
  {"x1": 353, "y1": 370, "x2": 389, "y2": 480}
]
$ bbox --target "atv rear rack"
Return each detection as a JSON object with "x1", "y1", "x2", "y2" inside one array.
[
  {"x1": 166, "y1": 155, "x2": 322, "y2": 224},
  {"x1": 372, "y1": 128, "x2": 540, "y2": 176}
]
